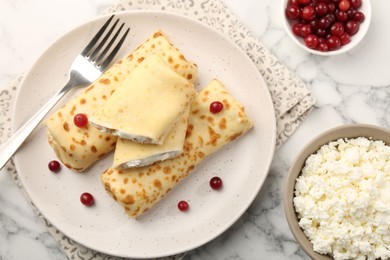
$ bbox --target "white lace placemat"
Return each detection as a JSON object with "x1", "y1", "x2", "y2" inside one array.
[{"x1": 0, "y1": 0, "x2": 315, "y2": 259}]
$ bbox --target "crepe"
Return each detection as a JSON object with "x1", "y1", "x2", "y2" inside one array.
[
  {"x1": 101, "y1": 79, "x2": 253, "y2": 218},
  {"x1": 89, "y1": 54, "x2": 196, "y2": 144},
  {"x1": 45, "y1": 31, "x2": 198, "y2": 172},
  {"x1": 113, "y1": 108, "x2": 190, "y2": 169}
]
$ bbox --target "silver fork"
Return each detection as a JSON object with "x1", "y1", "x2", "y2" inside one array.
[{"x1": 0, "y1": 15, "x2": 130, "y2": 170}]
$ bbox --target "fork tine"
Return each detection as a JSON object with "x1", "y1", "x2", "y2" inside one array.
[
  {"x1": 94, "y1": 22, "x2": 125, "y2": 65},
  {"x1": 81, "y1": 15, "x2": 115, "y2": 57},
  {"x1": 88, "y1": 18, "x2": 120, "y2": 61},
  {"x1": 98, "y1": 27, "x2": 130, "y2": 69}
]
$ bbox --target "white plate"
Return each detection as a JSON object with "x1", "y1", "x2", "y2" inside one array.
[{"x1": 13, "y1": 11, "x2": 276, "y2": 258}]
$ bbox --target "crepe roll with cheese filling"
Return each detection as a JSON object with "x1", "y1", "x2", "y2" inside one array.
[
  {"x1": 45, "y1": 31, "x2": 198, "y2": 172},
  {"x1": 113, "y1": 108, "x2": 189, "y2": 169},
  {"x1": 89, "y1": 54, "x2": 196, "y2": 144},
  {"x1": 101, "y1": 79, "x2": 253, "y2": 218}
]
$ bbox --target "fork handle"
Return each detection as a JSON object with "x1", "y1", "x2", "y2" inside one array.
[{"x1": 0, "y1": 82, "x2": 71, "y2": 170}]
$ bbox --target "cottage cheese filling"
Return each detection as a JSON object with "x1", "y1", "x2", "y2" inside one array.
[{"x1": 294, "y1": 137, "x2": 390, "y2": 260}]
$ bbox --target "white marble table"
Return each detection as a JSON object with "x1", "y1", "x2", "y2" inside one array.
[{"x1": 0, "y1": 0, "x2": 388, "y2": 259}]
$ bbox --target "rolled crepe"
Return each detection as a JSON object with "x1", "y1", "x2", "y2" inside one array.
[
  {"x1": 113, "y1": 108, "x2": 190, "y2": 169},
  {"x1": 89, "y1": 54, "x2": 196, "y2": 144},
  {"x1": 101, "y1": 79, "x2": 253, "y2": 218},
  {"x1": 45, "y1": 31, "x2": 197, "y2": 172}
]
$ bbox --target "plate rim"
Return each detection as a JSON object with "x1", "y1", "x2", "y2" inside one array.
[{"x1": 12, "y1": 10, "x2": 277, "y2": 258}]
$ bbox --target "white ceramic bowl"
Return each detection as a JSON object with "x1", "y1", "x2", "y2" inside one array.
[
  {"x1": 281, "y1": 0, "x2": 372, "y2": 56},
  {"x1": 284, "y1": 124, "x2": 390, "y2": 259}
]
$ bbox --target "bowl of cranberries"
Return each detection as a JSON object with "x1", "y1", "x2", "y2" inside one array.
[{"x1": 283, "y1": 0, "x2": 371, "y2": 55}]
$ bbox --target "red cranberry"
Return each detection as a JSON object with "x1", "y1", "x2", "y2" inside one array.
[
  {"x1": 315, "y1": 2, "x2": 329, "y2": 17},
  {"x1": 301, "y1": 6, "x2": 316, "y2": 21},
  {"x1": 327, "y1": 13, "x2": 336, "y2": 23},
  {"x1": 73, "y1": 113, "x2": 88, "y2": 128},
  {"x1": 347, "y1": 8, "x2": 358, "y2": 19},
  {"x1": 304, "y1": 34, "x2": 320, "y2": 49},
  {"x1": 326, "y1": 36, "x2": 341, "y2": 50},
  {"x1": 300, "y1": 24, "x2": 312, "y2": 37},
  {"x1": 353, "y1": 11, "x2": 365, "y2": 23},
  {"x1": 298, "y1": 0, "x2": 311, "y2": 4},
  {"x1": 309, "y1": 20, "x2": 318, "y2": 31},
  {"x1": 210, "y1": 176, "x2": 223, "y2": 190},
  {"x1": 350, "y1": 0, "x2": 362, "y2": 8},
  {"x1": 209, "y1": 101, "x2": 224, "y2": 114},
  {"x1": 330, "y1": 22, "x2": 344, "y2": 37},
  {"x1": 339, "y1": 0, "x2": 350, "y2": 11},
  {"x1": 335, "y1": 9, "x2": 348, "y2": 22},
  {"x1": 292, "y1": 23, "x2": 303, "y2": 36},
  {"x1": 328, "y1": 3, "x2": 336, "y2": 13},
  {"x1": 344, "y1": 20, "x2": 359, "y2": 35},
  {"x1": 290, "y1": 0, "x2": 300, "y2": 7},
  {"x1": 340, "y1": 32, "x2": 351, "y2": 45},
  {"x1": 316, "y1": 28, "x2": 328, "y2": 37},
  {"x1": 286, "y1": 5, "x2": 301, "y2": 19},
  {"x1": 318, "y1": 42, "x2": 329, "y2": 51},
  {"x1": 48, "y1": 160, "x2": 61, "y2": 172},
  {"x1": 178, "y1": 200, "x2": 189, "y2": 211},
  {"x1": 317, "y1": 16, "x2": 332, "y2": 29},
  {"x1": 80, "y1": 192, "x2": 94, "y2": 206}
]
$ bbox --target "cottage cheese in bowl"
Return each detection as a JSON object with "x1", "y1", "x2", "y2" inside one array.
[{"x1": 294, "y1": 137, "x2": 390, "y2": 260}]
